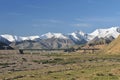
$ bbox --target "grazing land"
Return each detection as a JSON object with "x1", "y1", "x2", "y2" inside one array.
[{"x1": 0, "y1": 51, "x2": 120, "y2": 80}]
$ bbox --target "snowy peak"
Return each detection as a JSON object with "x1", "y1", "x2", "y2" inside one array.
[
  {"x1": 68, "y1": 31, "x2": 87, "y2": 40},
  {"x1": 1, "y1": 34, "x2": 17, "y2": 42},
  {"x1": 1, "y1": 34, "x2": 40, "y2": 42},
  {"x1": 19, "y1": 36, "x2": 40, "y2": 41},
  {"x1": 40, "y1": 32, "x2": 68, "y2": 39},
  {"x1": 88, "y1": 27, "x2": 120, "y2": 40},
  {"x1": 0, "y1": 36, "x2": 10, "y2": 45},
  {"x1": 70, "y1": 31, "x2": 86, "y2": 37}
]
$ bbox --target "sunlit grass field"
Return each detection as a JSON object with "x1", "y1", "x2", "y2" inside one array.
[{"x1": 0, "y1": 52, "x2": 120, "y2": 80}]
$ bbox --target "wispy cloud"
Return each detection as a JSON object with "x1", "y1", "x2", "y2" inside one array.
[
  {"x1": 32, "y1": 19, "x2": 64, "y2": 27},
  {"x1": 75, "y1": 17, "x2": 120, "y2": 22},
  {"x1": 33, "y1": 19, "x2": 64, "y2": 24},
  {"x1": 72, "y1": 23, "x2": 92, "y2": 27}
]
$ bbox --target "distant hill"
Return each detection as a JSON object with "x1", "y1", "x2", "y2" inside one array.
[{"x1": 103, "y1": 35, "x2": 120, "y2": 54}]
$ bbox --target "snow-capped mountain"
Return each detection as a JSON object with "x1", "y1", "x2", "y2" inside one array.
[
  {"x1": 40, "y1": 31, "x2": 87, "y2": 44},
  {"x1": 40, "y1": 32, "x2": 68, "y2": 39},
  {"x1": 0, "y1": 36, "x2": 13, "y2": 50},
  {"x1": 1, "y1": 34, "x2": 40, "y2": 42},
  {"x1": 88, "y1": 27, "x2": 120, "y2": 41},
  {"x1": 0, "y1": 30, "x2": 88, "y2": 43},
  {"x1": 19, "y1": 36, "x2": 40, "y2": 41},
  {"x1": 1, "y1": 34, "x2": 18, "y2": 42},
  {"x1": 1, "y1": 27, "x2": 120, "y2": 49},
  {"x1": 67, "y1": 31, "x2": 87, "y2": 44},
  {"x1": 0, "y1": 36, "x2": 10, "y2": 45},
  {"x1": 68, "y1": 31, "x2": 88, "y2": 41}
]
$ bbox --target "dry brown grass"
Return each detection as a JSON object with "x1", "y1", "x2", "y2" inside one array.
[
  {"x1": 0, "y1": 52, "x2": 120, "y2": 80},
  {"x1": 103, "y1": 35, "x2": 120, "y2": 54}
]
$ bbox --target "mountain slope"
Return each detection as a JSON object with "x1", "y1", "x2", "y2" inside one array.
[
  {"x1": 0, "y1": 42, "x2": 13, "y2": 50},
  {"x1": 10, "y1": 38, "x2": 74, "y2": 49},
  {"x1": 103, "y1": 35, "x2": 120, "y2": 54},
  {"x1": 0, "y1": 36, "x2": 13, "y2": 50},
  {"x1": 68, "y1": 31, "x2": 87, "y2": 44},
  {"x1": 88, "y1": 36, "x2": 115, "y2": 45},
  {"x1": 0, "y1": 36, "x2": 11, "y2": 45}
]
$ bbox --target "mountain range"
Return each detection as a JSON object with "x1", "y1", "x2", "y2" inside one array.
[{"x1": 0, "y1": 27, "x2": 120, "y2": 49}]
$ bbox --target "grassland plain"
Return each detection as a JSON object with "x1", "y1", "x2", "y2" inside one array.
[{"x1": 0, "y1": 52, "x2": 120, "y2": 80}]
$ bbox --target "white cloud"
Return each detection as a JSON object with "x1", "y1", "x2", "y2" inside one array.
[{"x1": 73, "y1": 23, "x2": 91, "y2": 27}]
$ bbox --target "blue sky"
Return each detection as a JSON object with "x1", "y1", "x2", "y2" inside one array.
[{"x1": 0, "y1": 0, "x2": 120, "y2": 36}]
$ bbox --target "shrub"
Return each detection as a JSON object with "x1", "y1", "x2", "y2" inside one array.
[
  {"x1": 96, "y1": 73, "x2": 104, "y2": 76},
  {"x1": 108, "y1": 73, "x2": 114, "y2": 76}
]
